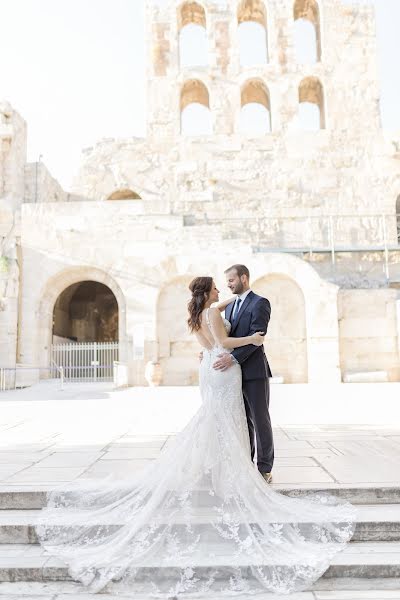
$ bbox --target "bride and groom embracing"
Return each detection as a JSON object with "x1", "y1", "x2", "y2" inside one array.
[
  {"x1": 37, "y1": 264, "x2": 356, "y2": 598},
  {"x1": 196, "y1": 264, "x2": 274, "y2": 484}
]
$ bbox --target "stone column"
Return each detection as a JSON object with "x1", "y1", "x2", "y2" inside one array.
[
  {"x1": 0, "y1": 242, "x2": 19, "y2": 368},
  {"x1": 306, "y1": 280, "x2": 341, "y2": 383}
]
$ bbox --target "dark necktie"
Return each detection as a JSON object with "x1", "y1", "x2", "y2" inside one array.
[{"x1": 232, "y1": 298, "x2": 242, "y2": 321}]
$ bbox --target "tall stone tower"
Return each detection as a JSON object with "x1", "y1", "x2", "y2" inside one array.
[
  {"x1": 75, "y1": 0, "x2": 387, "y2": 230},
  {"x1": 145, "y1": 0, "x2": 380, "y2": 141}
]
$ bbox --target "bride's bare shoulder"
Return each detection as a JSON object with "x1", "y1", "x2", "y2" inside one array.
[
  {"x1": 207, "y1": 307, "x2": 223, "y2": 324},
  {"x1": 201, "y1": 307, "x2": 218, "y2": 319}
]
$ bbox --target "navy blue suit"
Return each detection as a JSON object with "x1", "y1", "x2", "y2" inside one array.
[{"x1": 226, "y1": 291, "x2": 274, "y2": 473}]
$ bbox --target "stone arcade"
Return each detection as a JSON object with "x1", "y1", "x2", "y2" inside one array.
[{"x1": 1, "y1": 0, "x2": 400, "y2": 386}]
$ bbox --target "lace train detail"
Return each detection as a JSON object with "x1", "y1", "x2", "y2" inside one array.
[{"x1": 37, "y1": 340, "x2": 356, "y2": 597}]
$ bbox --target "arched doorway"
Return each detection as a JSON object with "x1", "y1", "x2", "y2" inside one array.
[
  {"x1": 298, "y1": 76, "x2": 325, "y2": 130},
  {"x1": 107, "y1": 189, "x2": 141, "y2": 201},
  {"x1": 180, "y1": 79, "x2": 212, "y2": 135},
  {"x1": 237, "y1": 0, "x2": 268, "y2": 66},
  {"x1": 178, "y1": 2, "x2": 208, "y2": 68},
  {"x1": 240, "y1": 78, "x2": 271, "y2": 135},
  {"x1": 293, "y1": 0, "x2": 321, "y2": 63},
  {"x1": 252, "y1": 274, "x2": 308, "y2": 383},
  {"x1": 52, "y1": 281, "x2": 118, "y2": 343},
  {"x1": 52, "y1": 281, "x2": 119, "y2": 381}
]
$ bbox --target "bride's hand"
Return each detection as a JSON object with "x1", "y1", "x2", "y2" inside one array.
[
  {"x1": 216, "y1": 295, "x2": 237, "y2": 312},
  {"x1": 251, "y1": 332, "x2": 265, "y2": 346}
]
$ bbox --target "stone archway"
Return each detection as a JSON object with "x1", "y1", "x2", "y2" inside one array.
[
  {"x1": 156, "y1": 275, "x2": 201, "y2": 385},
  {"x1": 52, "y1": 281, "x2": 118, "y2": 344},
  {"x1": 37, "y1": 267, "x2": 127, "y2": 369},
  {"x1": 252, "y1": 274, "x2": 308, "y2": 383}
]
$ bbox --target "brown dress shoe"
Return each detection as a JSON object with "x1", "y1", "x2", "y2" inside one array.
[{"x1": 261, "y1": 472, "x2": 272, "y2": 484}]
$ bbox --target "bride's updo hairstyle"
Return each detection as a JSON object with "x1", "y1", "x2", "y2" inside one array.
[{"x1": 187, "y1": 276, "x2": 213, "y2": 332}]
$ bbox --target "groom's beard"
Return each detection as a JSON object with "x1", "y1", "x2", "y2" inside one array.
[{"x1": 231, "y1": 283, "x2": 245, "y2": 294}]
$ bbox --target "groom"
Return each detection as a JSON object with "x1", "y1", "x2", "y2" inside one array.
[{"x1": 213, "y1": 264, "x2": 274, "y2": 482}]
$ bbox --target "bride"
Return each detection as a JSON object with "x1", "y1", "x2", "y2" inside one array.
[{"x1": 37, "y1": 276, "x2": 356, "y2": 598}]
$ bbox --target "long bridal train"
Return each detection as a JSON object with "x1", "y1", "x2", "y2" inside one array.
[{"x1": 37, "y1": 318, "x2": 355, "y2": 597}]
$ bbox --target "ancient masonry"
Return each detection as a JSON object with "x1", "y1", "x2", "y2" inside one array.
[{"x1": 1, "y1": 0, "x2": 400, "y2": 386}]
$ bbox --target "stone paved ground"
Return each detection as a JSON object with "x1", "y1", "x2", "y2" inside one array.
[
  {"x1": 0, "y1": 582, "x2": 400, "y2": 599},
  {"x1": 0, "y1": 382, "x2": 399, "y2": 599},
  {"x1": 0, "y1": 581, "x2": 400, "y2": 599},
  {"x1": 0, "y1": 381, "x2": 399, "y2": 489}
]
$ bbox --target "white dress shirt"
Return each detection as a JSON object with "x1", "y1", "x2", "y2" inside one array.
[
  {"x1": 232, "y1": 288, "x2": 251, "y2": 319},
  {"x1": 230, "y1": 289, "x2": 252, "y2": 364}
]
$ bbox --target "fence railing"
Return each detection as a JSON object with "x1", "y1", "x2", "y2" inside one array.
[
  {"x1": 0, "y1": 366, "x2": 63, "y2": 392},
  {"x1": 0, "y1": 359, "x2": 125, "y2": 392},
  {"x1": 184, "y1": 213, "x2": 400, "y2": 280},
  {"x1": 51, "y1": 341, "x2": 119, "y2": 382},
  {"x1": 185, "y1": 213, "x2": 400, "y2": 252}
]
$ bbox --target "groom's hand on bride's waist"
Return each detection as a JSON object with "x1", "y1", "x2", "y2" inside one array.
[{"x1": 213, "y1": 353, "x2": 234, "y2": 371}]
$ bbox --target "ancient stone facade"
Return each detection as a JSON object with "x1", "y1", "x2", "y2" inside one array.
[{"x1": 2, "y1": 0, "x2": 400, "y2": 385}]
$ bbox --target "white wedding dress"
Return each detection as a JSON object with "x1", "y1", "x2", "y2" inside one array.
[{"x1": 37, "y1": 311, "x2": 356, "y2": 597}]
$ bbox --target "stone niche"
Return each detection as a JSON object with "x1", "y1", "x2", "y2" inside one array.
[
  {"x1": 157, "y1": 275, "x2": 202, "y2": 385},
  {"x1": 252, "y1": 273, "x2": 308, "y2": 383},
  {"x1": 338, "y1": 288, "x2": 400, "y2": 382}
]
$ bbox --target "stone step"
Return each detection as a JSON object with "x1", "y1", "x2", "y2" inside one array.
[
  {"x1": 1, "y1": 485, "x2": 400, "y2": 510},
  {"x1": 1, "y1": 581, "x2": 400, "y2": 598},
  {"x1": 0, "y1": 542, "x2": 399, "y2": 583},
  {"x1": 0, "y1": 504, "x2": 400, "y2": 544}
]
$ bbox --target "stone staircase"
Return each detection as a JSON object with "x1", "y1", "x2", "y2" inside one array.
[{"x1": 0, "y1": 486, "x2": 399, "y2": 599}]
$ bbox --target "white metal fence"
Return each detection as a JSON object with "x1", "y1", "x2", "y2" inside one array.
[
  {"x1": 51, "y1": 341, "x2": 119, "y2": 382},
  {"x1": 0, "y1": 366, "x2": 64, "y2": 392},
  {"x1": 0, "y1": 368, "x2": 16, "y2": 391}
]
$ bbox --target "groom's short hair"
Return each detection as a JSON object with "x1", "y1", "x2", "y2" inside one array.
[{"x1": 225, "y1": 264, "x2": 250, "y2": 280}]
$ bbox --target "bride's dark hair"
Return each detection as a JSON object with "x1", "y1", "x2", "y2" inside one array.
[{"x1": 187, "y1": 276, "x2": 213, "y2": 332}]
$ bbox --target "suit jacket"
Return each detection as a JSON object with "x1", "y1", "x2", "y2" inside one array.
[{"x1": 225, "y1": 291, "x2": 272, "y2": 381}]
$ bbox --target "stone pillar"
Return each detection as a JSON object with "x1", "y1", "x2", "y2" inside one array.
[
  {"x1": 0, "y1": 242, "x2": 19, "y2": 368},
  {"x1": 146, "y1": 2, "x2": 180, "y2": 140},
  {"x1": 306, "y1": 280, "x2": 341, "y2": 383}
]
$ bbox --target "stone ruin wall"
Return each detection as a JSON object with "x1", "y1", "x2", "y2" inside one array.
[
  {"x1": 72, "y1": 0, "x2": 400, "y2": 249},
  {"x1": 0, "y1": 103, "x2": 26, "y2": 367}
]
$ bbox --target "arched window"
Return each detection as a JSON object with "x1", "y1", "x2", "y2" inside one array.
[
  {"x1": 293, "y1": 0, "x2": 321, "y2": 63},
  {"x1": 180, "y1": 79, "x2": 212, "y2": 135},
  {"x1": 298, "y1": 76, "x2": 325, "y2": 130},
  {"x1": 240, "y1": 79, "x2": 271, "y2": 135},
  {"x1": 178, "y1": 2, "x2": 207, "y2": 68},
  {"x1": 107, "y1": 189, "x2": 141, "y2": 200},
  {"x1": 237, "y1": 0, "x2": 268, "y2": 66},
  {"x1": 396, "y1": 195, "x2": 400, "y2": 244}
]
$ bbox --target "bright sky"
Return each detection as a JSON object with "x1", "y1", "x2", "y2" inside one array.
[{"x1": 0, "y1": 0, "x2": 399, "y2": 190}]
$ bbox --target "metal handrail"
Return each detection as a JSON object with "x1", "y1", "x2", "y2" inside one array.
[
  {"x1": 183, "y1": 213, "x2": 400, "y2": 279},
  {"x1": 52, "y1": 341, "x2": 119, "y2": 383}
]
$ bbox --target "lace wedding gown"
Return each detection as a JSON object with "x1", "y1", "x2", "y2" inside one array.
[{"x1": 37, "y1": 312, "x2": 356, "y2": 597}]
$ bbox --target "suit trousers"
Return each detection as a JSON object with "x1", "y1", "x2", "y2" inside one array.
[{"x1": 242, "y1": 378, "x2": 274, "y2": 473}]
